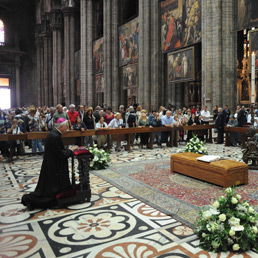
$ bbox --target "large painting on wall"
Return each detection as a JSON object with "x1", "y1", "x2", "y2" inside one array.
[
  {"x1": 119, "y1": 17, "x2": 139, "y2": 66},
  {"x1": 168, "y1": 46, "x2": 195, "y2": 82},
  {"x1": 237, "y1": 0, "x2": 258, "y2": 30},
  {"x1": 249, "y1": 29, "x2": 258, "y2": 70},
  {"x1": 161, "y1": 0, "x2": 201, "y2": 52},
  {"x1": 95, "y1": 74, "x2": 104, "y2": 93},
  {"x1": 93, "y1": 37, "x2": 104, "y2": 74},
  {"x1": 122, "y1": 64, "x2": 138, "y2": 89}
]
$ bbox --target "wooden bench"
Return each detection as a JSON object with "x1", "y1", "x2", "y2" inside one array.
[{"x1": 170, "y1": 152, "x2": 248, "y2": 188}]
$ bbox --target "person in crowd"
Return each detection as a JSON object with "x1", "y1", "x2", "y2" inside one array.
[
  {"x1": 63, "y1": 106, "x2": 68, "y2": 112},
  {"x1": 27, "y1": 106, "x2": 44, "y2": 153},
  {"x1": 159, "y1": 106, "x2": 165, "y2": 119},
  {"x1": 73, "y1": 116, "x2": 87, "y2": 146},
  {"x1": 93, "y1": 106, "x2": 101, "y2": 123},
  {"x1": 136, "y1": 105, "x2": 142, "y2": 123},
  {"x1": 109, "y1": 113, "x2": 124, "y2": 151},
  {"x1": 45, "y1": 107, "x2": 55, "y2": 131},
  {"x1": 161, "y1": 110, "x2": 174, "y2": 147},
  {"x1": 119, "y1": 105, "x2": 126, "y2": 123},
  {"x1": 127, "y1": 107, "x2": 137, "y2": 145},
  {"x1": 104, "y1": 107, "x2": 114, "y2": 125},
  {"x1": 213, "y1": 105, "x2": 218, "y2": 121},
  {"x1": 67, "y1": 104, "x2": 79, "y2": 126},
  {"x1": 227, "y1": 115, "x2": 241, "y2": 146},
  {"x1": 53, "y1": 104, "x2": 70, "y2": 128},
  {"x1": 6, "y1": 117, "x2": 25, "y2": 156},
  {"x1": 83, "y1": 107, "x2": 95, "y2": 147},
  {"x1": 138, "y1": 111, "x2": 151, "y2": 147},
  {"x1": 215, "y1": 107, "x2": 224, "y2": 144},
  {"x1": 195, "y1": 107, "x2": 201, "y2": 117},
  {"x1": 21, "y1": 118, "x2": 74, "y2": 210},
  {"x1": 223, "y1": 104, "x2": 231, "y2": 124},
  {"x1": 182, "y1": 107, "x2": 187, "y2": 115},
  {"x1": 191, "y1": 105, "x2": 196, "y2": 114},
  {"x1": 200, "y1": 105, "x2": 210, "y2": 141},
  {"x1": 95, "y1": 116, "x2": 109, "y2": 148},
  {"x1": 237, "y1": 105, "x2": 247, "y2": 127},
  {"x1": 78, "y1": 105, "x2": 85, "y2": 121},
  {"x1": 187, "y1": 113, "x2": 200, "y2": 141}
]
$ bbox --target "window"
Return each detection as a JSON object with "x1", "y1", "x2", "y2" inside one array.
[
  {"x1": 0, "y1": 19, "x2": 4, "y2": 45},
  {"x1": 0, "y1": 78, "x2": 9, "y2": 87}
]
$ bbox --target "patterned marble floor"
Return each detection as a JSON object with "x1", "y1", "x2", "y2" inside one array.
[{"x1": 0, "y1": 144, "x2": 257, "y2": 258}]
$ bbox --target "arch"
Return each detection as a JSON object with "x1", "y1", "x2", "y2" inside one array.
[{"x1": 0, "y1": 19, "x2": 4, "y2": 45}]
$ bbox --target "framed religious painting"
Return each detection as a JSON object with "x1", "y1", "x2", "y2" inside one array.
[
  {"x1": 119, "y1": 17, "x2": 139, "y2": 66},
  {"x1": 95, "y1": 74, "x2": 104, "y2": 93},
  {"x1": 93, "y1": 37, "x2": 104, "y2": 74},
  {"x1": 161, "y1": 0, "x2": 201, "y2": 52},
  {"x1": 168, "y1": 46, "x2": 195, "y2": 83},
  {"x1": 122, "y1": 64, "x2": 138, "y2": 89},
  {"x1": 239, "y1": 78, "x2": 251, "y2": 104},
  {"x1": 237, "y1": 0, "x2": 258, "y2": 30},
  {"x1": 249, "y1": 29, "x2": 258, "y2": 70}
]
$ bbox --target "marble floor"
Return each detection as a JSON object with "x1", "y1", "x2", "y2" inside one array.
[{"x1": 0, "y1": 144, "x2": 257, "y2": 258}]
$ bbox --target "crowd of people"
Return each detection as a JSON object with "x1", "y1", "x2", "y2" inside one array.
[{"x1": 0, "y1": 102, "x2": 255, "y2": 157}]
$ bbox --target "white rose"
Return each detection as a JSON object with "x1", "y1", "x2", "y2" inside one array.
[
  {"x1": 231, "y1": 197, "x2": 238, "y2": 204},
  {"x1": 212, "y1": 241, "x2": 220, "y2": 249},
  {"x1": 219, "y1": 196, "x2": 225, "y2": 201},
  {"x1": 232, "y1": 243, "x2": 240, "y2": 251},
  {"x1": 236, "y1": 194, "x2": 241, "y2": 200},
  {"x1": 219, "y1": 214, "x2": 226, "y2": 222},
  {"x1": 249, "y1": 207, "x2": 254, "y2": 214},
  {"x1": 243, "y1": 202, "x2": 250, "y2": 207},
  {"x1": 213, "y1": 201, "x2": 220, "y2": 209},
  {"x1": 252, "y1": 226, "x2": 258, "y2": 234},
  {"x1": 229, "y1": 217, "x2": 240, "y2": 227},
  {"x1": 202, "y1": 233, "x2": 207, "y2": 238},
  {"x1": 203, "y1": 210, "x2": 212, "y2": 220},
  {"x1": 229, "y1": 229, "x2": 235, "y2": 236},
  {"x1": 225, "y1": 187, "x2": 232, "y2": 194}
]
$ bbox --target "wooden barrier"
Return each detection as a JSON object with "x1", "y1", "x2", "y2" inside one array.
[
  {"x1": 0, "y1": 125, "x2": 215, "y2": 161},
  {"x1": 224, "y1": 126, "x2": 258, "y2": 148}
]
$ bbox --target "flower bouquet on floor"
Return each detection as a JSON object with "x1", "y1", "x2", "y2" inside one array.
[
  {"x1": 88, "y1": 145, "x2": 110, "y2": 170},
  {"x1": 183, "y1": 134, "x2": 208, "y2": 154},
  {"x1": 194, "y1": 187, "x2": 258, "y2": 253}
]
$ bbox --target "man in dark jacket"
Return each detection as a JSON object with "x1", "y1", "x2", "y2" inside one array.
[
  {"x1": 21, "y1": 118, "x2": 73, "y2": 210},
  {"x1": 237, "y1": 106, "x2": 247, "y2": 127},
  {"x1": 223, "y1": 105, "x2": 230, "y2": 124},
  {"x1": 215, "y1": 107, "x2": 225, "y2": 144}
]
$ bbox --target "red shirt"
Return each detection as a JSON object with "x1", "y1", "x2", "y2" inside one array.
[
  {"x1": 67, "y1": 111, "x2": 79, "y2": 125},
  {"x1": 104, "y1": 113, "x2": 114, "y2": 125}
]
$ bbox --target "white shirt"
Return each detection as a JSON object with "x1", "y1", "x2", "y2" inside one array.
[
  {"x1": 200, "y1": 110, "x2": 210, "y2": 122},
  {"x1": 109, "y1": 118, "x2": 123, "y2": 128}
]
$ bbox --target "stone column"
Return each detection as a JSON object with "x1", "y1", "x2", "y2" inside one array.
[
  {"x1": 15, "y1": 58, "x2": 21, "y2": 107},
  {"x1": 35, "y1": 33, "x2": 43, "y2": 106},
  {"x1": 103, "y1": 0, "x2": 112, "y2": 107},
  {"x1": 51, "y1": 9, "x2": 63, "y2": 105},
  {"x1": 80, "y1": 0, "x2": 94, "y2": 106},
  {"x1": 62, "y1": 6, "x2": 76, "y2": 106},
  {"x1": 202, "y1": 0, "x2": 237, "y2": 111},
  {"x1": 111, "y1": 0, "x2": 119, "y2": 110},
  {"x1": 42, "y1": 13, "x2": 52, "y2": 106}
]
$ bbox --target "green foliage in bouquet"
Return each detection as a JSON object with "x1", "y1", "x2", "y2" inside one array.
[
  {"x1": 88, "y1": 145, "x2": 110, "y2": 170},
  {"x1": 183, "y1": 134, "x2": 208, "y2": 154},
  {"x1": 195, "y1": 187, "x2": 258, "y2": 253}
]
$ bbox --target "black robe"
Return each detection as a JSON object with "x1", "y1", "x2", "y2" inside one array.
[{"x1": 21, "y1": 129, "x2": 72, "y2": 209}]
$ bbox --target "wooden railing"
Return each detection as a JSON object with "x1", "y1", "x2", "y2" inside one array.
[{"x1": 0, "y1": 125, "x2": 216, "y2": 160}]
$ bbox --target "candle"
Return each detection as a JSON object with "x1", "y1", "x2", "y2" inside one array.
[{"x1": 251, "y1": 52, "x2": 255, "y2": 104}]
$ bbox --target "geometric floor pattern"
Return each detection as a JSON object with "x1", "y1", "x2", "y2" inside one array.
[{"x1": 1, "y1": 145, "x2": 258, "y2": 257}]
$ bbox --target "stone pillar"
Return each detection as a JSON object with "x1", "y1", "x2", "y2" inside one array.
[
  {"x1": 111, "y1": 0, "x2": 119, "y2": 110},
  {"x1": 139, "y1": 0, "x2": 161, "y2": 111},
  {"x1": 36, "y1": 32, "x2": 43, "y2": 106},
  {"x1": 80, "y1": 0, "x2": 94, "y2": 106},
  {"x1": 51, "y1": 9, "x2": 63, "y2": 105},
  {"x1": 103, "y1": 0, "x2": 112, "y2": 107},
  {"x1": 202, "y1": 0, "x2": 237, "y2": 111},
  {"x1": 62, "y1": 6, "x2": 76, "y2": 106},
  {"x1": 42, "y1": 13, "x2": 52, "y2": 106},
  {"x1": 15, "y1": 58, "x2": 21, "y2": 107}
]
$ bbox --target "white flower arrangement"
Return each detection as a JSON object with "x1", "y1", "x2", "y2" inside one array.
[
  {"x1": 195, "y1": 187, "x2": 258, "y2": 252},
  {"x1": 183, "y1": 134, "x2": 208, "y2": 155},
  {"x1": 88, "y1": 145, "x2": 110, "y2": 170}
]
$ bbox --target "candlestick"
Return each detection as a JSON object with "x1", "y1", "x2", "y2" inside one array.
[{"x1": 251, "y1": 52, "x2": 255, "y2": 104}]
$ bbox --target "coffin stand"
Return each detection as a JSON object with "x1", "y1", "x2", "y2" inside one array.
[{"x1": 57, "y1": 151, "x2": 93, "y2": 208}]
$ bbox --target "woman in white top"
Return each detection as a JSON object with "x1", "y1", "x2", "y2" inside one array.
[
  {"x1": 95, "y1": 116, "x2": 109, "y2": 148},
  {"x1": 109, "y1": 113, "x2": 124, "y2": 151}
]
